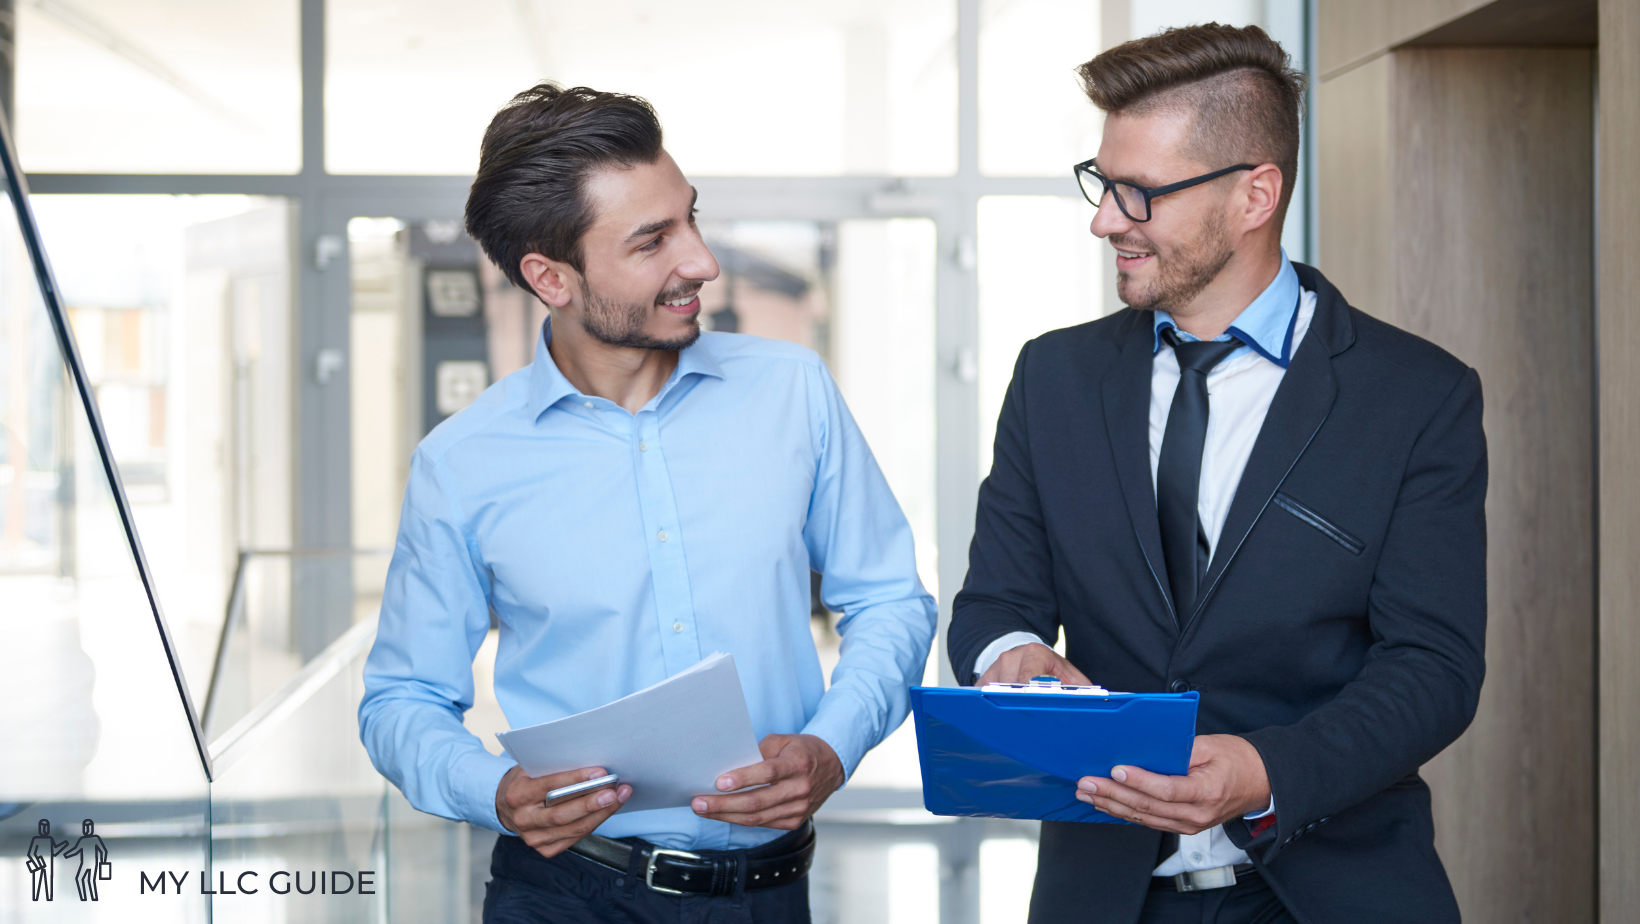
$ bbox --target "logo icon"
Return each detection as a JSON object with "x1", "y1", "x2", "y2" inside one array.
[{"x1": 24, "y1": 818, "x2": 110, "y2": 902}]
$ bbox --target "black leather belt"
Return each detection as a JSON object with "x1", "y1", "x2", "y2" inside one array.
[
  {"x1": 1150, "y1": 863, "x2": 1257, "y2": 892},
  {"x1": 568, "y1": 822, "x2": 815, "y2": 896}
]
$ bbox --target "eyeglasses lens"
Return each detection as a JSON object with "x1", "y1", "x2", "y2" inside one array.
[{"x1": 1079, "y1": 170, "x2": 1148, "y2": 222}]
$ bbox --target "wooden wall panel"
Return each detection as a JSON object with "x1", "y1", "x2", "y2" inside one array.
[
  {"x1": 1313, "y1": 55, "x2": 1391, "y2": 314},
  {"x1": 1317, "y1": 0, "x2": 1487, "y2": 77},
  {"x1": 1318, "y1": 47, "x2": 1597, "y2": 921},
  {"x1": 1598, "y1": 0, "x2": 1640, "y2": 918},
  {"x1": 1391, "y1": 48, "x2": 1596, "y2": 922}
]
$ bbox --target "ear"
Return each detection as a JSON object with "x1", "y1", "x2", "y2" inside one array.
[
  {"x1": 519, "y1": 252, "x2": 578, "y2": 308},
  {"x1": 1238, "y1": 164, "x2": 1284, "y2": 234}
]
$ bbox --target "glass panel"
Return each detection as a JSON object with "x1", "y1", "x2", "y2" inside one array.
[
  {"x1": 977, "y1": 196, "x2": 1109, "y2": 473},
  {"x1": 16, "y1": 1, "x2": 300, "y2": 173},
  {"x1": 204, "y1": 550, "x2": 391, "y2": 740},
  {"x1": 0, "y1": 145, "x2": 209, "y2": 918},
  {"x1": 980, "y1": 0, "x2": 1103, "y2": 176},
  {"x1": 327, "y1": 0, "x2": 956, "y2": 176},
  {"x1": 208, "y1": 638, "x2": 395, "y2": 922},
  {"x1": 32, "y1": 195, "x2": 296, "y2": 712}
]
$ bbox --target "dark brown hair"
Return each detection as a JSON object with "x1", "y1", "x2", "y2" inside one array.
[
  {"x1": 1077, "y1": 23, "x2": 1307, "y2": 221},
  {"x1": 464, "y1": 83, "x2": 663, "y2": 290}
]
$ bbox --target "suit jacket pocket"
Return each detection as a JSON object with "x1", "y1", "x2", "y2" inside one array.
[{"x1": 1273, "y1": 492, "x2": 1365, "y2": 555}]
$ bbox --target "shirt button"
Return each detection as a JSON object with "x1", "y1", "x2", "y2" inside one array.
[
  {"x1": 1190, "y1": 851, "x2": 1204, "y2": 862},
  {"x1": 657, "y1": 530, "x2": 668, "y2": 542},
  {"x1": 672, "y1": 621, "x2": 684, "y2": 633},
  {"x1": 583, "y1": 400, "x2": 593, "y2": 409},
  {"x1": 638, "y1": 440, "x2": 648, "y2": 452}
]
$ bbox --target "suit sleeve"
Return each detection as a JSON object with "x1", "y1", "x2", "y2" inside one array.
[
  {"x1": 948, "y1": 339, "x2": 1065, "y2": 683},
  {"x1": 1233, "y1": 366, "x2": 1487, "y2": 862}
]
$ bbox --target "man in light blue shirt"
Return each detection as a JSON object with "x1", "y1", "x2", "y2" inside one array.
[{"x1": 358, "y1": 84, "x2": 936, "y2": 923}]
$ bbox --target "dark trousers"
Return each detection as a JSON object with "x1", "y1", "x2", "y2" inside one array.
[
  {"x1": 1137, "y1": 871, "x2": 1297, "y2": 924},
  {"x1": 483, "y1": 830, "x2": 813, "y2": 924}
]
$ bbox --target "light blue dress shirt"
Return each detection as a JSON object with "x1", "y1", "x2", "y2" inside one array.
[
  {"x1": 359, "y1": 323, "x2": 937, "y2": 852},
  {"x1": 1152, "y1": 249, "x2": 1302, "y2": 364}
]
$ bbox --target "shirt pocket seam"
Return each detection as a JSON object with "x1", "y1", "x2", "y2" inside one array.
[{"x1": 1272, "y1": 492, "x2": 1365, "y2": 556}]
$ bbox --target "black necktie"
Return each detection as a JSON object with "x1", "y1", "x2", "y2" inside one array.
[{"x1": 1157, "y1": 329, "x2": 1239, "y2": 619}]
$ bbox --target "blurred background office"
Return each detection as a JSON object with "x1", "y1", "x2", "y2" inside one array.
[{"x1": 1, "y1": 0, "x2": 1635, "y2": 921}]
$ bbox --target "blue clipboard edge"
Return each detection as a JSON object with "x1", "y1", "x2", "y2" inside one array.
[{"x1": 908, "y1": 685, "x2": 1199, "y2": 824}]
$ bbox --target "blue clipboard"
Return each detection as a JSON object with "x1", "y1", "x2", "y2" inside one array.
[{"x1": 911, "y1": 684, "x2": 1198, "y2": 823}]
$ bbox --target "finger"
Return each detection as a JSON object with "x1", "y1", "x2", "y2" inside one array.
[
  {"x1": 1079, "y1": 775, "x2": 1213, "y2": 832},
  {"x1": 1074, "y1": 789, "x2": 1194, "y2": 834},
  {"x1": 523, "y1": 783, "x2": 629, "y2": 835},
  {"x1": 693, "y1": 777, "x2": 804, "y2": 826},
  {"x1": 1108, "y1": 765, "x2": 1189, "y2": 804},
  {"x1": 692, "y1": 776, "x2": 793, "y2": 816},
  {"x1": 696, "y1": 791, "x2": 810, "y2": 829},
  {"x1": 714, "y1": 752, "x2": 793, "y2": 793},
  {"x1": 1053, "y1": 659, "x2": 1093, "y2": 685},
  {"x1": 976, "y1": 661, "x2": 1012, "y2": 686},
  {"x1": 509, "y1": 766, "x2": 611, "y2": 809}
]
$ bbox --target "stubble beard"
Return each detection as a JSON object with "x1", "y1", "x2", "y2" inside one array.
[
  {"x1": 1113, "y1": 209, "x2": 1235, "y2": 314},
  {"x1": 578, "y1": 279, "x2": 702, "y2": 351}
]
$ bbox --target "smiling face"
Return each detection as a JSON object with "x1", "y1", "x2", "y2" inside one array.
[
  {"x1": 1089, "y1": 108, "x2": 1240, "y2": 316},
  {"x1": 555, "y1": 150, "x2": 720, "y2": 352}
]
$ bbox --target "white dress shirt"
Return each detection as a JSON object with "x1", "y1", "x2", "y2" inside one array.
[{"x1": 973, "y1": 253, "x2": 1316, "y2": 875}]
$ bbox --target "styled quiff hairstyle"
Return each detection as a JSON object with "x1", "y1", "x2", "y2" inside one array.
[
  {"x1": 1077, "y1": 23, "x2": 1307, "y2": 222},
  {"x1": 464, "y1": 83, "x2": 664, "y2": 291}
]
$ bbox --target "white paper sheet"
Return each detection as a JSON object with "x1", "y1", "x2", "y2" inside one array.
[{"x1": 495, "y1": 651, "x2": 765, "y2": 813}]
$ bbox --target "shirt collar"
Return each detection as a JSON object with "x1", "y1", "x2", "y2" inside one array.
[
  {"x1": 527, "y1": 318, "x2": 726, "y2": 418},
  {"x1": 1152, "y1": 250, "x2": 1302, "y2": 368}
]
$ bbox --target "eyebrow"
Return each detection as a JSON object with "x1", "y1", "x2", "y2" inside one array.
[
  {"x1": 1090, "y1": 159, "x2": 1160, "y2": 187},
  {"x1": 624, "y1": 187, "x2": 699, "y2": 243}
]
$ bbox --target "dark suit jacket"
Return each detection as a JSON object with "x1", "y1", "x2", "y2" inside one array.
[{"x1": 948, "y1": 263, "x2": 1486, "y2": 924}]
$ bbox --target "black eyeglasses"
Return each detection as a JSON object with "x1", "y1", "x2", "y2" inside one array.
[{"x1": 1073, "y1": 159, "x2": 1255, "y2": 223}]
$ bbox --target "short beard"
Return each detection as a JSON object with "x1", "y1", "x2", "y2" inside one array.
[
  {"x1": 577, "y1": 279, "x2": 701, "y2": 351},
  {"x1": 1114, "y1": 209, "x2": 1235, "y2": 314}
]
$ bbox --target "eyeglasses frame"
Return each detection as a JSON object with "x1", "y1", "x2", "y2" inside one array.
[{"x1": 1073, "y1": 159, "x2": 1257, "y2": 223}]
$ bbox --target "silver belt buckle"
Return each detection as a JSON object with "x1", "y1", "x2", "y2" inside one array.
[
  {"x1": 644, "y1": 847, "x2": 703, "y2": 895},
  {"x1": 1173, "y1": 865, "x2": 1238, "y2": 892}
]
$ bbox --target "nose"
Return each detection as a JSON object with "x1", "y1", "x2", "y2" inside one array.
[
  {"x1": 1088, "y1": 192, "x2": 1132, "y2": 239},
  {"x1": 679, "y1": 231, "x2": 720, "y2": 283}
]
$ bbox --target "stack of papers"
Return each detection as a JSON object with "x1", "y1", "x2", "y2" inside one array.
[{"x1": 496, "y1": 652, "x2": 765, "y2": 813}]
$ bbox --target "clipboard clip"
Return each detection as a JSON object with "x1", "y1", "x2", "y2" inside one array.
[{"x1": 981, "y1": 676, "x2": 1114, "y2": 696}]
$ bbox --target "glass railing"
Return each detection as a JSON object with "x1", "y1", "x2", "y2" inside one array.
[
  {"x1": 0, "y1": 109, "x2": 471, "y2": 922},
  {"x1": 202, "y1": 548, "x2": 390, "y2": 742},
  {"x1": 0, "y1": 106, "x2": 211, "y2": 920}
]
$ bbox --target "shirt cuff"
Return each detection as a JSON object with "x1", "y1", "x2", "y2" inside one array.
[
  {"x1": 1243, "y1": 795, "x2": 1276, "y2": 820},
  {"x1": 970, "y1": 632, "x2": 1049, "y2": 683},
  {"x1": 454, "y1": 748, "x2": 521, "y2": 834}
]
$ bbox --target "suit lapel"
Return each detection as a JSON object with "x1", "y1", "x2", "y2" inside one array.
[
  {"x1": 1184, "y1": 267, "x2": 1353, "y2": 630},
  {"x1": 1101, "y1": 313, "x2": 1177, "y2": 627}
]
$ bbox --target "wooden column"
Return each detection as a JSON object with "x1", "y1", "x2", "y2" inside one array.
[
  {"x1": 1316, "y1": 38, "x2": 1597, "y2": 922},
  {"x1": 1598, "y1": 0, "x2": 1640, "y2": 917}
]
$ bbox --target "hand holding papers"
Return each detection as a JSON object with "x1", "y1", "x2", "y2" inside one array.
[
  {"x1": 911, "y1": 680, "x2": 1198, "y2": 823},
  {"x1": 496, "y1": 652, "x2": 765, "y2": 814}
]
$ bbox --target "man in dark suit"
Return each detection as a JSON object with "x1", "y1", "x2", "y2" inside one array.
[{"x1": 947, "y1": 23, "x2": 1486, "y2": 924}]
